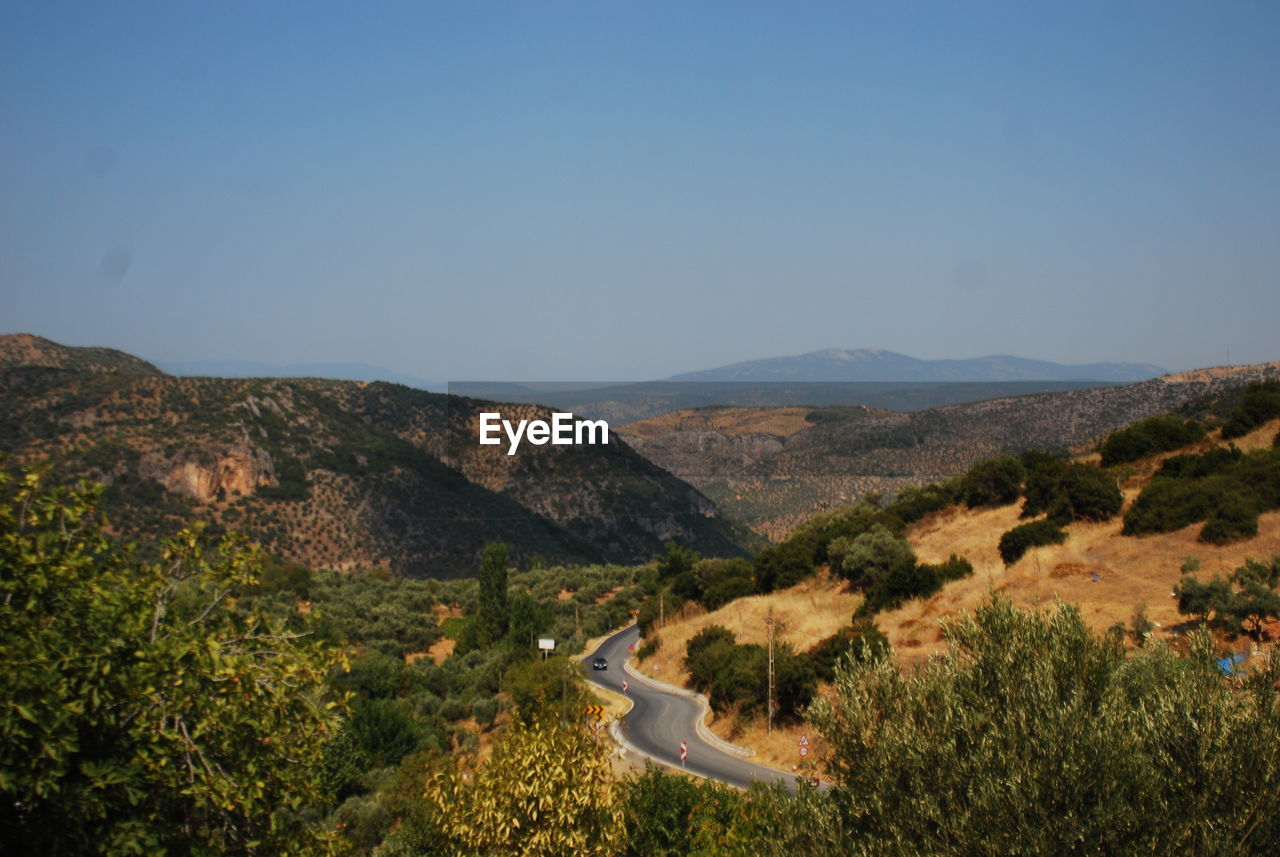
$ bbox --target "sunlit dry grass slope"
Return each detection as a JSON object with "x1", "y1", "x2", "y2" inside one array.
[{"x1": 636, "y1": 415, "x2": 1280, "y2": 763}]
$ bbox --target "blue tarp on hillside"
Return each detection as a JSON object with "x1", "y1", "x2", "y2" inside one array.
[{"x1": 1216, "y1": 654, "x2": 1247, "y2": 677}]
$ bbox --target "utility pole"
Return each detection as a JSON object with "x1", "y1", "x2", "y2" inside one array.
[{"x1": 766, "y1": 608, "x2": 775, "y2": 735}]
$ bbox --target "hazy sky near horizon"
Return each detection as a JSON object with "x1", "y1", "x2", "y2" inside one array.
[{"x1": 3, "y1": 2, "x2": 1278, "y2": 381}]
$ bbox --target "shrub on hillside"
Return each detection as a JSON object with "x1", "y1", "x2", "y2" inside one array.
[
  {"x1": 809, "y1": 620, "x2": 891, "y2": 681},
  {"x1": 1022, "y1": 460, "x2": 1122, "y2": 523},
  {"x1": 839, "y1": 525, "x2": 916, "y2": 589},
  {"x1": 1124, "y1": 448, "x2": 1280, "y2": 543},
  {"x1": 854, "y1": 555, "x2": 971, "y2": 617},
  {"x1": 656, "y1": 541, "x2": 699, "y2": 580},
  {"x1": 1099, "y1": 415, "x2": 1207, "y2": 466},
  {"x1": 858, "y1": 561, "x2": 946, "y2": 616},
  {"x1": 1200, "y1": 493, "x2": 1262, "y2": 545},
  {"x1": 670, "y1": 570, "x2": 704, "y2": 603},
  {"x1": 998, "y1": 519, "x2": 1067, "y2": 565},
  {"x1": 1122, "y1": 476, "x2": 1225, "y2": 536},
  {"x1": 708, "y1": 644, "x2": 768, "y2": 715},
  {"x1": 694, "y1": 557, "x2": 756, "y2": 610},
  {"x1": 886, "y1": 482, "x2": 959, "y2": 524},
  {"x1": 960, "y1": 456, "x2": 1026, "y2": 508},
  {"x1": 684, "y1": 626, "x2": 737, "y2": 693},
  {"x1": 637, "y1": 590, "x2": 684, "y2": 637},
  {"x1": 634, "y1": 635, "x2": 660, "y2": 661},
  {"x1": 753, "y1": 537, "x2": 816, "y2": 593},
  {"x1": 923, "y1": 553, "x2": 975, "y2": 584},
  {"x1": 1158, "y1": 446, "x2": 1243, "y2": 479},
  {"x1": 1222, "y1": 379, "x2": 1280, "y2": 439},
  {"x1": 701, "y1": 574, "x2": 757, "y2": 611}
]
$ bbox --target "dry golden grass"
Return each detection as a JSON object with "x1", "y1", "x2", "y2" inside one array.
[
  {"x1": 419, "y1": 637, "x2": 456, "y2": 665},
  {"x1": 618, "y1": 406, "x2": 816, "y2": 439},
  {"x1": 703, "y1": 707, "x2": 834, "y2": 779},
  {"x1": 639, "y1": 416, "x2": 1280, "y2": 760},
  {"x1": 881, "y1": 417, "x2": 1280, "y2": 664},
  {"x1": 635, "y1": 571, "x2": 862, "y2": 687}
]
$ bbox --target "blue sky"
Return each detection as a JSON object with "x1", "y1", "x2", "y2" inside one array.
[{"x1": 2, "y1": 2, "x2": 1278, "y2": 380}]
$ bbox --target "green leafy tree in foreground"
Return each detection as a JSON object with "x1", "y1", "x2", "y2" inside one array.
[
  {"x1": 0, "y1": 465, "x2": 343, "y2": 857},
  {"x1": 807, "y1": 595, "x2": 1280, "y2": 857},
  {"x1": 422, "y1": 717, "x2": 623, "y2": 857}
]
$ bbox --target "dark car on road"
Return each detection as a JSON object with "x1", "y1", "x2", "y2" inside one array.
[{"x1": 592, "y1": 657, "x2": 608, "y2": 670}]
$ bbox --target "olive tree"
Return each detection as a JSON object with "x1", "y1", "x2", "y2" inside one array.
[
  {"x1": 808, "y1": 596, "x2": 1280, "y2": 856},
  {"x1": 0, "y1": 465, "x2": 343, "y2": 856}
]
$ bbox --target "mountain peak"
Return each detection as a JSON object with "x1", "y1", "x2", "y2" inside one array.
[{"x1": 0, "y1": 333, "x2": 166, "y2": 376}]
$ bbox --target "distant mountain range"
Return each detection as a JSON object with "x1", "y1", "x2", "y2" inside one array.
[
  {"x1": 669, "y1": 348, "x2": 1167, "y2": 383},
  {"x1": 151, "y1": 346, "x2": 1165, "y2": 391}
]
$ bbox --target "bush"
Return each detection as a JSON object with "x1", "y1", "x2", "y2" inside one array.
[
  {"x1": 774, "y1": 646, "x2": 818, "y2": 719},
  {"x1": 670, "y1": 570, "x2": 704, "y2": 603},
  {"x1": 860, "y1": 562, "x2": 945, "y2": 616},
  {"x1": 886, "y1": 482, "x2": 957, "y2": 524},
  {"x1": 1200, "y1": 492, "x2": 1261, "y2": 544},
  {"x1": 707, "y1": 644, "x2": 767, "y2": 715},
  {"x1": 634, "y1": 635, "x2": 660, "y2": 661},
  {"x1": 701, "y1": 573, "x2": 756, "y2": 610},
  {"x1": 998, "y1": 519, "x2": 1067, "y2": 565},
  {"x1": 806, "y1": 504, "x2": 905, "y2": 566},
  {"x1": 753, "y1": 538, "x2": 816, "y2": 593},
  {"x1": 685, "y1": 626, "x2": 736, "y2": 693},
  {"x1": 620, "y1": 765, "x2": 755, "y2": 857},
  {"x1": 923, "y1": 553, "x2": 974, "y2": 584},
  {"x1": 853, "y1": 554, "x2": 973, "y2": 617},
  {"x1": 839, "y1": 525, "x2": 916, "y2": 589},
  {"x1": 1022, "y1": 460, "x2": 1122, "y2": 523},
  {"x1": 1099, "y1": 415, "x2": 1207, "y2": 466},
  {"x1": 620, "y1": 765, "x2": 717, "y2": 857},
  {"x1": 656, "y1": 541, "x2": 698, "y2": 580},
  {"x1": 637, "y1": 590, "x2": 684, "y2": 636},
  {"x1": 1158, "y1": 447, "x2": 1243, "y2": 479},
  {"x1": 1124, "y1": 448, "x2": 1280, "y2": 539},
  {"x1": 1058, "y1": 464, "x2": 1123, "y2": 521},
  {"x1": 349, "y1": 698, "x2": 424, "y2": 769},
  {"x1": 694, "y1": 556, "x2": 754, "y2": 607},
  {"x1": 810, "y1": 620, "x2": 891, "y2": 682},
  {"x1": 960, "y1": 456, "x2": 1026, "y2": 508},
  {"x1": 1123, "y1": 475, "x2": 1225, "y2": 536},
  {"x1": 807, "y1": 595, "x2": 1280, "y2": 855},
  {"x1": 1222, "y1": 379, "x2": 1280, "y2": 439},
  {"x1": 469, "y1": 697, "x2": 498, "y2": 728}
]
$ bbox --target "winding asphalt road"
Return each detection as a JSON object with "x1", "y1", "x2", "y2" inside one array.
[{"x1": 582, "y1": 624, "x2": 797, "y2": 791}]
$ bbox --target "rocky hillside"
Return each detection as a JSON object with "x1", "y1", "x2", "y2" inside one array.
[
  {"x1": 618, "y1": 363, "x2": 1280, "y2": 539},
  {"x1": 0, "y1": 332, "x2": 165, "y2": 376},
  {"x1": 0, "y1": 336, "x2": 747, "y2": 576}
]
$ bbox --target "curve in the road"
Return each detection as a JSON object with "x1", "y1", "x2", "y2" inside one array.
[{"x1": 583, "y1": 624, "x2": 798, "y2": 792}]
